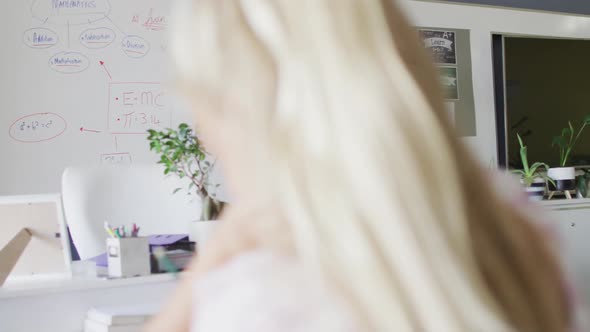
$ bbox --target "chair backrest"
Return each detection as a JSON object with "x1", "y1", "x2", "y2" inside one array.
[{"x1": 62, "y1": 165, "x2": 205, "y2": 259}]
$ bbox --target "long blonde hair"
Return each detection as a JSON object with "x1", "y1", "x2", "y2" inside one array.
[{"x1": 172, "y1": 0, "x2": 568, "y2": 331}]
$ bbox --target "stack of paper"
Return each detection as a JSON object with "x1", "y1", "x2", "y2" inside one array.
[{"x1": 84, "y1": 304, "x2": 159, "y2": 332}]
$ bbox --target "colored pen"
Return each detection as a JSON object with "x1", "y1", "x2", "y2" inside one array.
[{"x1": 104, "y1": 221, "x2": 116, "y2": 238}]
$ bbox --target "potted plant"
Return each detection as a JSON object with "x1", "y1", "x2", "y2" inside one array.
[
  {"x1": 576, "y1": 169, "x2": 590, "y2": 199},
  {"x1": 147, "y1": 123, "x2": 225, "y2": 248},
  {"x1": 512, "y1": 134, "x2": 554, "y2": 201},
  {"x1": 550, "y1": 115, "x2": 590, "y2": 192}
]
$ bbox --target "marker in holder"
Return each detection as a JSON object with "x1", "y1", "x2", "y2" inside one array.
[{"x1": 106, "y1": 237, "x2": 150, "y2": 278}]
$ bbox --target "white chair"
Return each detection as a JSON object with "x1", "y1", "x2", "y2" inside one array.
[{"x1": 62, "y1": 165, "x2": 204, "y2": 260}]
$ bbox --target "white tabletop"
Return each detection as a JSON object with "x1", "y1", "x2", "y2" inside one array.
[{"x1": 0, "y1": 272, "x2": 178, "y2": 299}]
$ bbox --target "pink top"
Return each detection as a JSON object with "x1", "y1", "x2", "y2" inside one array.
[{"x1": 191, "y1": 251, "x2": 361, "y2": 332}]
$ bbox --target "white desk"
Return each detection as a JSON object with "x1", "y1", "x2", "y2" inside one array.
[
  {"x1": 539, "y1": 199, "x2": 590, "y2": 305},
  {"x1": 0, "y1": 274, "x2": 177, "y2": 332}
]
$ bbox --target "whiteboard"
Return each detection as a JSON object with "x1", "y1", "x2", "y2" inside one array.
[{"x1": 0, "y1": 0, "x2": 193, "y2": 195}]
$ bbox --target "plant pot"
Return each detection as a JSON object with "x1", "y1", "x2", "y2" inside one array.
[
  {"x1": 547, "y1": 167, "x2": 576, "y2": 191},
  {"x1": 189, "y1": 220, "x2": 218, "y2": 252},
  {"x1": 522, "y1": 178, "x2": 546, "y2": 201}
]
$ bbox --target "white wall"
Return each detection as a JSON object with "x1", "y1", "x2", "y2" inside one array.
[{"x1": 400, "y1": 0, "x2": 590, "y2": 166}]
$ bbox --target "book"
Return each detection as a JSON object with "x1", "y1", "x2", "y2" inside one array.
[
  {"x1": 86, "y1": 304, "x2": 158, "y2": 326},
  {"x1": 84, "y1": 319, "x2": 142, "y2": 332}
]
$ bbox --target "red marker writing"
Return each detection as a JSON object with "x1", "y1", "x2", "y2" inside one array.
[
  {"x1": 99, "y1": 60, "x2": 112, "y2": 80},
  {"x1": 80, "y1": 127, "x2": 101, "y2": 133}
]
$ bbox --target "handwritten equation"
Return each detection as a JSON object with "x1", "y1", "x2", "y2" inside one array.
[
  {"x1": 9, "y1": 113, "x2": 67, "y2": 143},
  {"x1": 18, "y1": 3, "x2": 171, "y2": 166},
  {"x1": 131, "y1": 8, "x2": 168, "y2": 31},
  {"x1": 108, "y1": 82, "x2": 170, "y2": 134},
  {"x1": 101, "y1": 153, "x2": 133, "y2": 165}
]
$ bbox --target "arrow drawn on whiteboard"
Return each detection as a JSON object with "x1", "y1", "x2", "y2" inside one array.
[
  {"x1": 99, "y1": 61, "x2": 112, "y2": 80},
  {"x1": 80, "y1": 127, "x2": 101, "y2": 133}
]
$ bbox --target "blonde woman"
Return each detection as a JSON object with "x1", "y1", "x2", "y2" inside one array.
[{"x1": 145, "y1": 0, "x2": 571, "y2": 331}]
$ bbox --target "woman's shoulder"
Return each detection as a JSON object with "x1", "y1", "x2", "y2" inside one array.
[{"x1": 192, "y1": 250, "x2": 361, "y2": 332}]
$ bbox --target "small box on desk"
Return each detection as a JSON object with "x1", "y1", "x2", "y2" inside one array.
[
  {"x1": 106, "y1": 237, "x2": 150, "y2": 278},
  {"x1": 148, "y1": 234, "x2": 194, "y2": 273}
]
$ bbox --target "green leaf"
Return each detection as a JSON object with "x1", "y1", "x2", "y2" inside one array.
[
  {"x1": 577, "y1": 176, "x2": 588, "y2": 198},
  {"x1": 544, "y1": 174, "x2": 556, "y2": 186},
  {"x1": 517, "y1": 133, "x2": 524, "y2": 149},
  {"x1": 552, "y1": 136, "x2": 566, "y2": 148},
  {"x1": 522, "y1": 176, "x2": 535, "y2": 187},
  {"x1": 172, "y1": 150, "x2": 182, "y2": 161},
  {"x1": 520, "y1": 145, "x2": 529, "y2": 173},
  {"x1": 178, "y1": 126, "x2": 188, "y2": 140},
  {"x1": 510, "y1": 169, "x2": 526, "y2": 176},
  {"x1": 146, "y1": 123, "x2": 211, "y2": 195},
  {"x1": 172, "y1": 187, "x2": 182, "y2": 194},
  {"x1": 528, "y1": 162, "x2": 549, "y2": 175}
]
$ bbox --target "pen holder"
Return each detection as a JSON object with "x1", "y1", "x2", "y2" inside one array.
[{"x1": 106, "y1": 237, "x2": 150, "y2": 278}]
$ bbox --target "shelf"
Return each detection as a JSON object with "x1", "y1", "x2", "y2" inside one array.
[
  {"x1": 0, "y1": 272, "x2": 180, "y2": 299},
  {"x1": 539, "y1": 198, "x2": 590, "y2": 210}
]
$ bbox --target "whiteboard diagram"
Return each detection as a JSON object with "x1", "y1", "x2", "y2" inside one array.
[
  {"x1": 26, "y1": 0, "x2": 152, "y2": 72},
  {"x1": 18, "y1": 0, "x2": 169, "y2": 160},
  {"x1": 1, "y1": 0, "x2": 191, "y2": 194}
]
